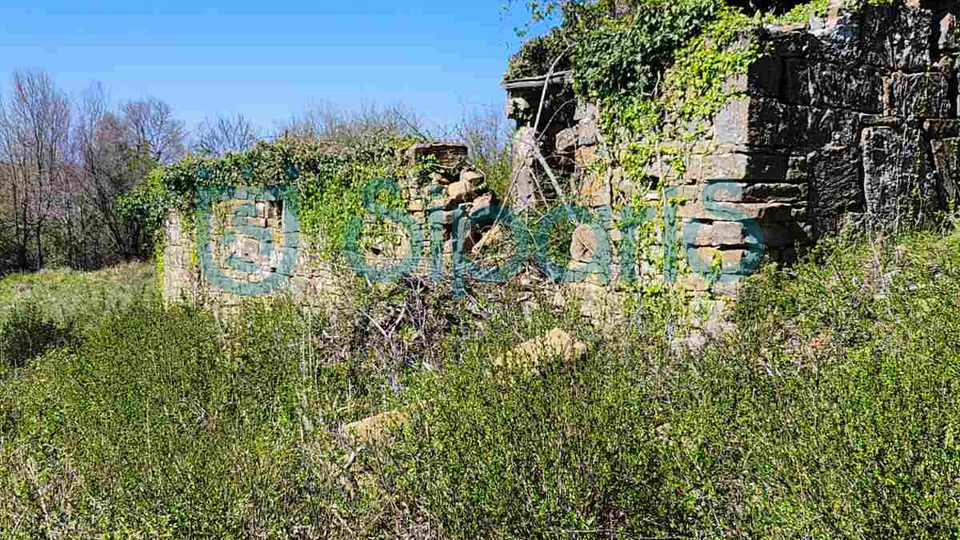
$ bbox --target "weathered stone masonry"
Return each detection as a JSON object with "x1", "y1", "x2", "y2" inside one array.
[
  {"x1": 505, "y1": 0, "x2": 960, "y2": 296},
  {"x1": 162, "y1": 143, "x2": 493, "y2": 307},
  {"x1": 165, "y1": 0, "x2": 960, "y2": 309}
]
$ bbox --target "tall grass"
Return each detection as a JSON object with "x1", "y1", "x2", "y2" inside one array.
[{"x1": 0, "y1": 229, "x2": 959, "y2": 538}]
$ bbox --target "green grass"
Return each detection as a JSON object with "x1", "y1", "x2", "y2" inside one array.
[
  {"x1": 1, "y1": 228, "x2": 959, "y2": 539},
  {"x1": 0, "y1": 262, "x2": 156, "y2": 326},
  {"x1": 0, "y1": 263, "x2": 157, "y2": 375}
]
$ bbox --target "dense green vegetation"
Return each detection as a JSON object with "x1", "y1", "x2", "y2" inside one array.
[
  {"x1": 1, "y1": 226, "x2": 958, "y2": 539},
  {"x1": 0, "y1": 264, "x2": 155, "y2": 375},
  {"x1": 1, "y1": 1, "x2": 954, "y2": 538}
]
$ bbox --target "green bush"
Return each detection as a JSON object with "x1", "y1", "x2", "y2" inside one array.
[
  {"x1": 386, "y1": 228, "x2": 960, "y2": 539},
  {"x1": 2, "y1": 228, "x2": 960, "y2": 538},
  {"x1": 0, "y1": 302, "x2": 75, "y2": 369}
]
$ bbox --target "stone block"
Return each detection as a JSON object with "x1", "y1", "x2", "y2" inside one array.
[
  {"x1": 719, "y1": 248, "x2": 748, "y2": 272},
  {"x1": 930, "y1": 138, "x2": 960, "y2": 207},
  {"x1": 165, "y1": 245, "x2": 185, "y2": 269},
  {"x1": 445, "y1": 179, "x2": 476, "y2": 206},
  {"x1": 785, "y1": 155, "x2": 809, "y2": 184},
  {"x1": 684, "y1": 221, "x2": 715, "y2": 247},
  {"x1": 570, "y1": 224, "x2": 598, "y2": 262},
  {"x1": 166, "y1": 217, "x2": 181, "y2": 243},
  {"x1": 807, "y1": 145, "x2": 863, "y2": 229},
  {"x1": 461, "y1": 168, "x2": 485, "y2": 184},
  {"x1": 724, "y1": 53, "x2": 782, "y2": 98},
  {"x1": 405, "y1": 142, "x2": 468, "y2": 168},
  {"x1": 765, "y1": 26, "x2": 816, "y2": 58},
  {"x1": 806, "y1": 106, "x2": 861, "y2": 148},
  {"x1": 714, "y1": 98, "x2": 752, "y2": 146},
  {"x1": 677, "y1": 184, "x2": 701, "y2": 202},
  {"x1": 555, "y1": 127, "x2": 577, "y2": 154},
  {"x1": 511, "y1": 126, "x2": 538, "y2": 210},
  {"x1": 677, "y1": 201, "x2": 803, "y2": 222},
  {"x1": 712, "y1": 280, "x2": 741, "y2": 297},
  {"x1": 884, "y1": 72, "x2": 952, "y2": 119},
  {"x1": 506, "y1": 97, "x2": 532, "y2": 121},
  {"x1": 861, "y1": 127, "x2": 936, "y2": 224},
  {"x1": 940, "y1": 12, "x2": 958, "y2": 52},
  {"x1": 712, "y1": 183, "x2": 807, "y2": 204},
  {"x1": 711, "y1": 221, "x2": 749, "y2": 246},
  {"x1": 574, "y1": 101, "x2": 599, "y2": 122},
  {"x1": 238, "y1": 238, "x2": 260, "y2": 261},
  {"x1": 677, "y1": 273, "x2": 711, "y2": 293},
  {"x1": 579, "y1": 174, "x2": 610, "y2": 207},
  {"x1": 784, "y1": 59, "x2": 882, "y2": 113},
  {"x1": 861, "y1": 2, "x2": 932, "y2": 70},
  {"x1": 575, "y1": 144, "x2": 600, "y2": 168},
  {"x1": 345, "y1": 411, "x2": 410, "y2": 445},
  {"x1": 429, "y1": 209, "x2": 458, "y2": 227},
  {"x1": 692, "y1": 246, "x2": 721, "y2": 267},
  {"x1": 407, "y1": 197, "x2": 425, "y2": 212},
  {"x1": 807, "y1": 16, "x2": 865, "y2": 65},
  {"x1": 715, "y1": 98, "x2": 854, "y2": 149},
  {"x1": 268, "y1": 250, "x2": 285, "y2": 271},
  {"x1": 576, "y1": 117, "x2": 600, "y2": 147},
  {"x1": 496, "y1": 328, "x2": 588, "y2": 373},
  {"x1": 688, "y1": 153, "x2": 789, "y2": 182}
]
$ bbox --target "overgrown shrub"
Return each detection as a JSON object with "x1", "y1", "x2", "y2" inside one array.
[
  {"x1": 2, "y1": 227, "x2": 960, "y2": 538},
  {"x1": 385, "y1": 228, "x2": 960, "y2": 539},
  {"x1": 0, "y1": 302, "x2": 75, "y2": 369}
]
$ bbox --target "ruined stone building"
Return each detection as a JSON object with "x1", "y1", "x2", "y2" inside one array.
[{"x1": 504, "y1": 0, "x2": 960, "y2": 296}]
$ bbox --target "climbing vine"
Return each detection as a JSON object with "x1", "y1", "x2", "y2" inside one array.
[
  {"x1": 503, "y1": 0, "x2": 903, "y2": 318},
  {"x1": 158, "y1": 137, "x2": 416, "y2": 259}
]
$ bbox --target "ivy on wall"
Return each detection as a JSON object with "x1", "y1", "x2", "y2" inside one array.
[
  {"x1": 157, "y1": 137, "x2": 416, "y2": 258},
  {"x1": 506, "y1": 0, "x2": 900, "y2": 174},
  {"x1": 502, "y1": 0, "x2": 902, "y2": 314},
  {"x1": 137, "y1": 136, "x2": 420, "y2": 298}
]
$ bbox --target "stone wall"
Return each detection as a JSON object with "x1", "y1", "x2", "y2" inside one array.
[
  {"x1": 166, "y1": 0, "x2": 960, "y2": 312},
  {"x1": 505, "y1": 0, "x2": 960, "y2": 297},
  {"x1": 162, "y1": 143, "x2": 494, "y2": 307}
]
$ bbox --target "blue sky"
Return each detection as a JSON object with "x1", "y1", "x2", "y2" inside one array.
[{"x1": 0, "y1": 0, "x2": 553, "y2": 136}]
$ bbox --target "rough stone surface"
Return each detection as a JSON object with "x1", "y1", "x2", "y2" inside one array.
[
  {"x1": 405, "y1": 143, "x2": 468, "y2": 168},
  {"x1": 885, "y1": 72, "x2": 952, "y2": 118},
  {"x1": 931, "y1": 137, "x2": 960, "y2": 204},
  {"x1": 862, "y1": 127, "x2": 936, "y2": 224},
  {"x1": 163, "y1": 141, "x2": 497, "y2": 309},
  {"x1": 169, "y1": 0, "x2": 960, "y2": 312},
  {"x1": 570, "y1": 224, "x2": 598, "y2": 262},
  {"x1": 345, "y1": 411, "x2": 410, "y2": 445},
  {"x1": 496, "y1": 328, "x2": 588, "y2": 373},
  {"x1": 784, "y1": 60, "x2": 882, "y2": 113},
  {"x1": 941, "y1": 12, "x2": 958, "y2": 52},
  {"x1": 510, "y1": 127, "x2": 538, "y2": 210},
  {"x1": 497, "y1": 0, "x2": 960, "y2": 305}
]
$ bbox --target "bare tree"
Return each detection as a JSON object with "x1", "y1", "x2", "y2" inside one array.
[
  {"x1": 73, "y1": 84, "x2": 155, "y2": 263},
  {"x1": 449, "y1": 102, "x2": 512, "y2": 166},
  {"x1": 122, "y1": 97, "x2": 187, "y2": 165},
  {"x1": 194, "y1": 113, "x2": 260, "y2": 156},
  {"x1": 0, "y1": 73, "x2": 184, "y2": 271},
  {"x1": 275, "y1": 103, "x2": 426, "y2": 147},
  {"x1": 0, "y1": 69, "x2": 71, "y2": 270},
  {"x1": 0, "y1": 101, "x2": 30, "y2": 270}
]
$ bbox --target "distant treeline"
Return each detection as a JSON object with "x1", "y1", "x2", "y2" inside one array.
[{"x1": 0, "y1": 68, "x2": 511, "y2": 275}]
